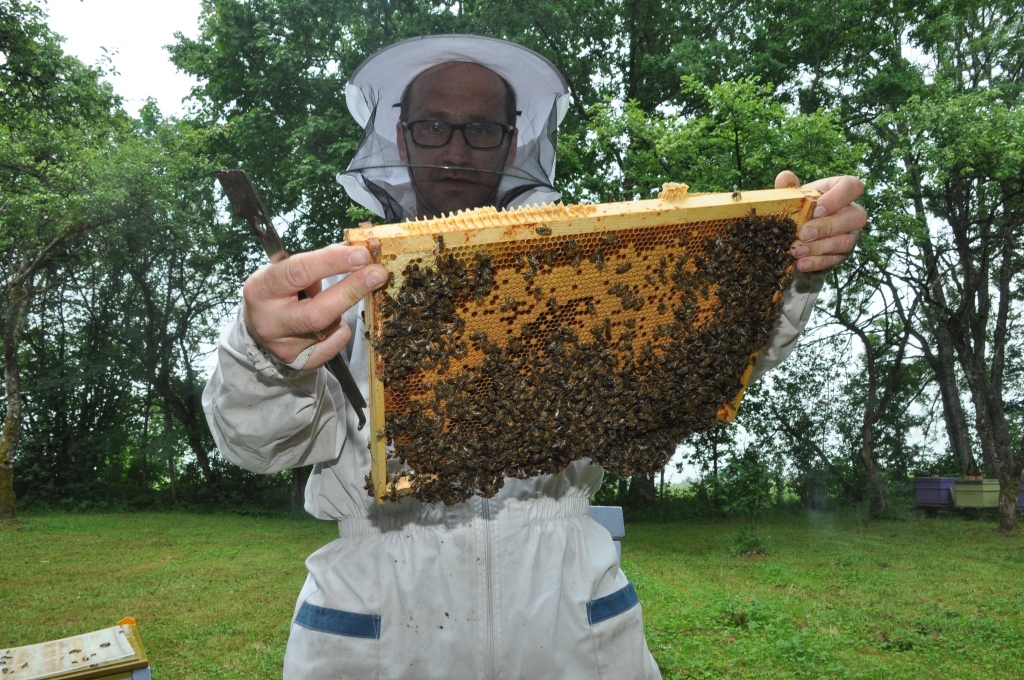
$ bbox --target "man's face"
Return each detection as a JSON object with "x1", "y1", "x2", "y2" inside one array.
[{"x1": 397, "y1": 62, "x2": 518, "y2": 219}]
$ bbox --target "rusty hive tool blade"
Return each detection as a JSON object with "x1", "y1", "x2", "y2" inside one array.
[
  {"x1": 215, "y1": 169, "x2": 368, "y2": 429},
  {"x1": 215, "y1": 169, "x2": 287, "y2": 262}
]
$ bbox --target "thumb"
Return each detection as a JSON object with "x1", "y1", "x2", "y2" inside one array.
[{"x1": 775, "y1": 170, "x2": 801, "y2": 189}]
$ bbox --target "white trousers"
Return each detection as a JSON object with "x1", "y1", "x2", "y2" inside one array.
[{"x1": 282, "y1": 496, "x2": 661, "y2": 679}]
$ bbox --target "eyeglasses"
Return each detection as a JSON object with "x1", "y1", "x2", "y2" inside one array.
[{"x1": 403, "y1": 120, "x2": 514, "y2": 149}]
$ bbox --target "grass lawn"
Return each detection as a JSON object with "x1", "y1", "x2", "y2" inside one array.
[
  {"x1": 629, "y1": 512, "x2": 1024, "y2": 679},
  {"x1": 2, "y1": 511, "x2": 1022, "y2": 678},
  {"x1": 0, "y1": 512, "x2": 337, "y2": 678}
]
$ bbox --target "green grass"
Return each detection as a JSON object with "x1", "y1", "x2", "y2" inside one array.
[
  {"x1": 0, "y1": 512, "x2": 337, "y2": 678},
  {"x1": 627, "y1": 512, "x2": 1024, "y2": 679},
  {"x1": 2, "y1": 511, "x2": 1022, "y2": 678}
]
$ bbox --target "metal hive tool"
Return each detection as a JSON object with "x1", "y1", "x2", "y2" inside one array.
[{"x1": 345, "y1": 183, "x2": 820, "y2": 505}]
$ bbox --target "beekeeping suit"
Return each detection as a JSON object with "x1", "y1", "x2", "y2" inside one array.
[{"x1": 203, "y1": 35, "x2": 823, "y2": 680}]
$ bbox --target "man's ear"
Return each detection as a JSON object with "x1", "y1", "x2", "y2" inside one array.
[
  {"x1": 397, "y1": 121, "x2": 408, "y2": 164},
  {"x1": 505, "y1": 128, "x2": 518, "y2": 167}
]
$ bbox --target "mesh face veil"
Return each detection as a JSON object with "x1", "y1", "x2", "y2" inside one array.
[{"x1": 338, "y1": 35, "x2": 571, "y2": 222}]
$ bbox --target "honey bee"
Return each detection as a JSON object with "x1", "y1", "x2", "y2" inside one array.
[{"x1": 375, "y1": 212, "x2": 801, "y2": 506}]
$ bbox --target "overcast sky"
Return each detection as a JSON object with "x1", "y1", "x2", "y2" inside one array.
[{"x1": 44, "y1": 0, "x2": 205, "y2": 118}]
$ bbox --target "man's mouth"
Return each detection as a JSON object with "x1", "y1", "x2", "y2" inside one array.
[{"x1": 433, "y1": 173, "x2": 485, "y2": 188}]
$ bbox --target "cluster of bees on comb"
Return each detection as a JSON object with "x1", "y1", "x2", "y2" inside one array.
[{"x1": 369, "y1": 211, "x2": 799, "y2": 505}]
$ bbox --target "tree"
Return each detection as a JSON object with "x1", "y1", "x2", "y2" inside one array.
[
  {"x1": 14, "y1": 267, "x2": 139, "y2": 506},
  {"x1": 741, "y1": 337, "x2": 861, "y2": 508},
  {"x1": 583, "y1": 76, "x2": 862, "y2": 201},
  {"x1": 829, "y1": 250, "x2": 921, "y2": 515},
  {"x1": 103, "y1": 108, "x2": 248, "y2": 487},
  {"x1": 0, "y1": 0, "x2": 129, "y2": 518},
  {"x1": 138, "y1": 0, "x2": 1024, "y2": 522},
  {"x1": 913, "y1": 91, "x2": 1023, "y2": 531}
]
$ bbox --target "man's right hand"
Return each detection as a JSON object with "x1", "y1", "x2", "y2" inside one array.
[{"x1": 242, "y1": 244, "x2": 388, "y2": 370}]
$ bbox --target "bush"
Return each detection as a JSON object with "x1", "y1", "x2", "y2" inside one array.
[{"x1": 730, "y1": 526, "x2": 771, "y2": 557}]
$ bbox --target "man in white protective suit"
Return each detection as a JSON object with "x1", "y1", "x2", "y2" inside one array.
[{"x1": 202, "y1": 35, "x2": 866, "y2": 679}]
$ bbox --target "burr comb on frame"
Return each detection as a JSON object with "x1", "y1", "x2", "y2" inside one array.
[{"x1": 345, "y1": 183, "x2": 820, "y2": 505}]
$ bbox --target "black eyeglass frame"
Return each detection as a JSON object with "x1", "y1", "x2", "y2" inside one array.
[{"x1": 402, "y1": 120, "x2": 516, "y2": 149}]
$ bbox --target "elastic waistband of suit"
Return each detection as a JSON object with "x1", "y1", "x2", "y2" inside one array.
[{"x1": 337, "y1": 495, "x2": 591, "y2": 537}]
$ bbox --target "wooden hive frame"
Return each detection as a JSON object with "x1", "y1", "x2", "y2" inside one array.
[
  {"x1": 346, "y1": 183, "x2": 820, "y2": 503},
  {"x1": 2, "y1": 617, "x2": 149, "y2": 680}
]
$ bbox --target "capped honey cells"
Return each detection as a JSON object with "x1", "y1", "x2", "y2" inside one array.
[{"x1": 346, "y1": 186, "x2": 820, "y2": 505}]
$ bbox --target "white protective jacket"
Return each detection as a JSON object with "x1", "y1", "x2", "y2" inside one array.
[{"x1": 202, "y1": 268, "x2": 822, "y2": 679}]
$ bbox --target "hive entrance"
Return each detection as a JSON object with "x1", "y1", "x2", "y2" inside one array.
[{"x1": 346, "y1": 185, "x2": 819, "y2": 505}]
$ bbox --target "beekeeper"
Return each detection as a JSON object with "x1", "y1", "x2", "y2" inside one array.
[{"x1": 203, "y1": 35, "x2": 866, "y2": 679}]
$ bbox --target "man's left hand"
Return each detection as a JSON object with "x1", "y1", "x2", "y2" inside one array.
[{"x1": 777, "y1": 171, "x2": 866, "y2": 273}]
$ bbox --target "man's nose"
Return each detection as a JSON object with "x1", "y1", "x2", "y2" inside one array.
[{"x1": 440, "y1": 129, "x2": 472, "y2": 165}]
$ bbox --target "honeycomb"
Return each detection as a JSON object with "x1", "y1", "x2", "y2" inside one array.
[{"x1": 345, "y1": 184, "x2": 819, "y2": 505}]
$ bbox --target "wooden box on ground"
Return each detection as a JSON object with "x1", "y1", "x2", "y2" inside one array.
[
  {"x1": 346, "y1": 184, "x2": 819, "y2": 505},
  {"x1": 953, "y1": 479, "x2": 1000, "y2": 509},
  {"x1": 914, "y1": 477, "x2": 957, "y2": 509},
  {"x1": 589, "y1": 505, "x2": 626, "y2": 562},
  {"x1": 1, "y1": 618, "x2": 149, "y2": 680}
]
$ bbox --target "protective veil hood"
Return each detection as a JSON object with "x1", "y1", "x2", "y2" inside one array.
[{"x1": 338, "y1": 34, "x2": 571, "y2": 222}]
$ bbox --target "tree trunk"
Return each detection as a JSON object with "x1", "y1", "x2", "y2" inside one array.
[
  {"x1": 833, "y1": 272, "x2": 910, "y2": 518},
  {"x1": 140, "y1": 386, "x2": 152, "y2": 489},
  {"x1": 960, "y1": 359, "x2": 1019, "y2": 531},
  {"x1": 860, "y1": 423, "x2": 886, "y2": 515},
  {"x1": 161, "y1": 390, "x2": 215, "y2": 486},
  {"x1": 185, "y1": 427, "x2": 214, "y2": 486},
  {"x1": 996, "y1": 472, "x2": 1019, "y2": 533},
  {"x1": 0, "y1": 322, "x2": 21, "y2": 520},
  {"x1": 628, "y1": 474, "x2": 657, "y2": 506},
  {"x1": 929, "y1": 335, "x2": 979, "y2": 476},
  {"x1": 168, "y1": 455, "x2": 178, "y2": 505},
  {"x1": 0, "y1": 282, "x2": 29, "y2": 521},
  {"x1": 901, "y1": 153, "x2": 979, "y2": 478},
  {"x1": 711, "y1": 429, "x2": 719, "y2": 478},
  {"x1": 291, "y1": 467, "x2": 305, "y2": 509}
]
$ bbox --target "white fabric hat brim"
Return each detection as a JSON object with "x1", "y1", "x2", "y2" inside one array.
[
  {"x1": 345, "y1": 34, "x2": 570, "y2": 134},
  {"x1": 339, "y1": 35, "x2": 571, "y2": 221}
]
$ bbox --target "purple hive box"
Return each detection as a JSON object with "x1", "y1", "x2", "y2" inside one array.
[
  {"x1": 915, "y1": 477, "x2": 957, "y2": 509},
  {"x1": 1019, "y1": 478, "x2": 1024, "y2": 510}
]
